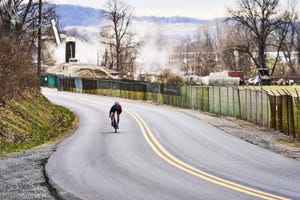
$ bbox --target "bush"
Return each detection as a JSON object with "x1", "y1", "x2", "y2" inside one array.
[
  {"x1": 0, "y1": 36, "x2": 39, "y2": 103},
  {"x1": 166, "y1": 75, "x2": 184, "y2": 84}
]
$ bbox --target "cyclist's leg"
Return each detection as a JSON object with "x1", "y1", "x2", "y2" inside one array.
[
  {"x1": 116, "y1": 113, "x2": 120, "y2": 125},
  {"x1": 110, "y1": 112, "x2": 114, "y2": 126}
]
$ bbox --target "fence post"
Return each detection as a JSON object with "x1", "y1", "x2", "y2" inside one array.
[
  {"x1": 227, "y1": 86, "x2": 229, "y2": 115},
  {"x1": 279, "y1": 94, "x2": 283, "y2": 132},
  {"x1": 201, "y1": 87, "x2": 204, "y2": 111},
  {"x1": 250, "y1": 89, "x2": 253, "y2": 122},
  {"x1": 158, "y1": 83, "x2": 160, "y2": 104},
  {"x1": 212, "y1": 86, "x2": 214, "y2": 113},
  {"x1": 245, "y1": 88, "x2": 248, "y2": 121},
  {"x1": 191, "y1": 85, "x2": 193, "y2": 109},
  {"x1": 190, "y1": 85, "x2": 193, "y2": 109},
  {"x1": 219, "y1": 86, "x2": 221, "y2": 114},
  {"x1": 233, "y1": 87, "x2": 236, "y2": 117},
  {"x1": 290, "y1": 96, "x2": 295, "y2": 138},
  {"x1": 266, "y1": 91, "x2": 269, "y2": 128},
  {"x1": 185, "y1": 85, "x2": 188, "y2": 108},
  {"x1": 195, "y1": 87, "x2": 198, "y2": 110},
  {"x1": 256, "y1": 90, "x2": 259, "y2": 124},
  {"x1": 237, "y1": 88, "x2": 240, "y2": 118},
  {"x1": 282, "y1": 89, "x2": 295, "y2": 138},
  {"x1": 261, "y1": 89, "x2": 264, "y2": 126}
]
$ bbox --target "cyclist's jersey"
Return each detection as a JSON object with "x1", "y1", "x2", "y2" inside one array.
[{"x1": 110, "y1": 104, "x2": 122, "y2": 114}]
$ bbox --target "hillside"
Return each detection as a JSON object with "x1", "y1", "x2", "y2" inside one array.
[
  {"x1": 56, "y1": 5, "x2": 106, "y2": 28},
  {"x1": 0, "y1": 90, "x2": 76, "y2": 155},
  {"x1": 55, "y1": 4, "x2": 218, "y2": 29}
]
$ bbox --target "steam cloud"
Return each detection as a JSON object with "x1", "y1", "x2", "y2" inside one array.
[{"x1": 50, "y1": 20, "x2": 198, "y2": 75}]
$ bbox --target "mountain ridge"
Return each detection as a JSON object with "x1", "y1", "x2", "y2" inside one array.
[{"x1": 55, "y1": 4, "x2": 224, "y2": 29}]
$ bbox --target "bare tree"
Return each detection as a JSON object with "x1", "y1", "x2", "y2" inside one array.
[
  {"x1": 219, "y1": 23, "x2": 253, "y2": 75},
  {"x1": 0, "y1": 36, "x2": 39, "y2": 103},
  {"x1": 0, "y1": 0, "x2": 56, "y2": 50},
  {"x1": 0, "y1": 0, "x2": 56, "y2": 101},
  {"x1": 177, "y1": 36, "x2": 193, "y2": 74},
  {"x1": 190, "y1": 26, "x2": 217, "y2": 76},
  {"x1": 201, "y1": 27, "x2": 217, "y2": 74},
  {"x1": 278, "y1": 0, "x2": 299, "y2": 75},
  {"x1": 174, "y1": 24, "x2": 219, "y2": 77},
  {"x1": 227, "y1": 0, "x2": 288, "y2": 73},
  {"x1": 100, "y1": 0, "x2": 140, "y2": 77}
]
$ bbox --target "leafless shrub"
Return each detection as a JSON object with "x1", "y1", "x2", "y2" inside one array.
[{"x1": 0, "y1": 36, "x2": 39, "y2": 103}]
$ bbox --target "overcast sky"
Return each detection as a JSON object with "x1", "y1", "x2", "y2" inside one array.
[{"x1": 48, "y1": 0, "x2": 238, "y2": 19}]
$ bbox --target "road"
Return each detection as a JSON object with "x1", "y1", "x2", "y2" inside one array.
[{"x1": 43, "y1": 88, "x2": 300, "y2": 200}]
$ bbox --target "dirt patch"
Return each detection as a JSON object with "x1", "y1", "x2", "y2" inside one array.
[{"x1": 76, "y1": 68, "x2": 109, "y2": 78}]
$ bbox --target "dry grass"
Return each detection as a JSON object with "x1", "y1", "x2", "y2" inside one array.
[
  {"x1": 243, "y1": 85, "x2": 300, "y2": 96},
  {"x1": 0, "y1": 90, "x2": 76, "y2": 155},
  {"x1": 275, "y1": 137, "x2": 300, "y2": 148}
]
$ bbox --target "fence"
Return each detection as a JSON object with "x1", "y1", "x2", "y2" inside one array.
[
  {"x1": 43, "y1": 74, "x2": 300, "y2": 139},
  {"x1": 269, "y1": 92, "x2": 298, "y2": 138}
]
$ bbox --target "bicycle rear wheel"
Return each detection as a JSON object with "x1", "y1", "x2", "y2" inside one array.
[{"x1": 113, "y1": 116, "x2": 117, "y2": 133}]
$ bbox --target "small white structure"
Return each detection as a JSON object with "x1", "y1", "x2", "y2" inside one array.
[{"x1": 201, "y1": 71, "x2": 240, "y2": 86}]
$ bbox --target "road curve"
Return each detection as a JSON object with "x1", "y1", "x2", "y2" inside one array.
[{"x1": 43, "y1": 88, "x2": 300, "y2": 200}]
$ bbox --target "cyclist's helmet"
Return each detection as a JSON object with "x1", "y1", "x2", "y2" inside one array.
[{"x1": 114, "y1": 101, "x2": 121, "y2": 110}]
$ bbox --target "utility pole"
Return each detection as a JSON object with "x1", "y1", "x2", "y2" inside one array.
[{"x1": 37, "y1": 0, "x2": 42, "y2": 78}]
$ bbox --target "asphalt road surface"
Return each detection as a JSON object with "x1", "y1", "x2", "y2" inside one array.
[{"x1": 44, "y1": 88, "x2": 300, "y2": 200}]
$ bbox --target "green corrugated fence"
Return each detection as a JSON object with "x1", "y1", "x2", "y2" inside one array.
[{"x1": 42, "y1": 75, "x2": 299, "y2": 138}]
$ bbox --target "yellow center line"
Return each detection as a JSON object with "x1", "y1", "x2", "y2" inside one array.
[
  {"x1": 126, "y1": 110, "x2": 290, "y2": 200},
  {"x1": 60, "y1": 95, "x2": 290, "y2": 200}
]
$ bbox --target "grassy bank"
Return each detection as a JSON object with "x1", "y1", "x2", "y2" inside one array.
[
  {"x1": 0, "y1": 90, "x2": 76, "y2": 155},
  {"x1": 244, "y1": 85, "x2": 300, "y2": 96}
]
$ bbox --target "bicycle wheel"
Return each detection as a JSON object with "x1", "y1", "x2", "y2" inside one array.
[{"x1": 113, "y1": 116, "x2": 117, "y2": 133}]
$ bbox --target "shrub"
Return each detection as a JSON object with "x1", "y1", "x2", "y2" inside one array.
[{"x1": 0, "y1": 36, "x2": 39, "y2": 103}]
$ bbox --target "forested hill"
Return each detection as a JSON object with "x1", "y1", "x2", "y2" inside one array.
[
  {"x1": 55, "y1": 4, "x2": 218, "y2": 29},
  {"x1": 55, "y1": 5, "x2": 106, "y2": 28}
]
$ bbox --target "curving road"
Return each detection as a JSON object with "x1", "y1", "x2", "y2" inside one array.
[{"x1": 43, "y1": 88, "x2": 300, "y2": 200}]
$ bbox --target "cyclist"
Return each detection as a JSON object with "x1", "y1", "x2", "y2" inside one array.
[{"x1": 109, "y1": 102, "x2": 122, "y2": 129}]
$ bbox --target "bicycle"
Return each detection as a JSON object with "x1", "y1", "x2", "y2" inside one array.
[{"x1": 112, "y1": 113, "x2": 118, "y2": 133}]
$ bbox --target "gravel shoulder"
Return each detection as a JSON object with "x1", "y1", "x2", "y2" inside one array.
[
  {"x1": 180, "y1": 109, "x2": 300, "y2": 160},
  {"x1": 0, "y1": 109, "x2": 299, "y2": 199},
  {"x1": 0, "y1": 142, "x2": 59, "y2": 200}
]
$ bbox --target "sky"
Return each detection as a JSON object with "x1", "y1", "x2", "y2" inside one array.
[{"x1": 48, "y1": 0, "x2": 237, "y2": 19}]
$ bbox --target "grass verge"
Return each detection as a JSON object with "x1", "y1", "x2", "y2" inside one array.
[{"x1": 0, "y1": 90, "x2": 76, "y2": 155}]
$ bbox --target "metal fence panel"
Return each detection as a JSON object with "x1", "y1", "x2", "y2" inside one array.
[
  {"x1": 293, "y1": 98, "x2": 300, "y2": 138},
  {"x1": 53, "y1": 76, "x2": 299, "y2": 138},
  {"x1": 261, "y1": 90, "x2": 269, "y2": 127}
]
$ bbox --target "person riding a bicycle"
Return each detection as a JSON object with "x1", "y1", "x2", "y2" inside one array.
[{"x1": 109, "y1": 102, "x2": 122, "y2": 129}]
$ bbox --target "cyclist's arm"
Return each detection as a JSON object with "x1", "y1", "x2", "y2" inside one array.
[{"x1": 109, "y1": 107, "x2": 113, "y2": 117}]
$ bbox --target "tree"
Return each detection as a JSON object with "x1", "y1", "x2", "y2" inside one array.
[
  {"x1": 177, "y1": 36, "x2": 193, "y2": 74},
  {"x1": 0, "y1": 0, "x2": 56, "y2": 102},
  {"x1": 0, "y1": 0, "x2": 56, "y2": 50},
  {"x1": 277, "y1": 0, "x2": 299, "y2": 75},
  {"x1": 200, "y1": 27, "x2": 217, "y2": 74},
  {"x1": 100, "y1": 0, "x2": 140, "y2": 77},
  {"x1": 219, "y1": 23, "x2": 253, "y2": 75},
  {"x1": 0, "y1": 36, "x2": 39, "y2": 103},
  {"x1": 227, "y1": 0, "x2": 289, "y2": 74},
  {"x1": 176, "y1": 25, "x2": 217, "y2": 76}
]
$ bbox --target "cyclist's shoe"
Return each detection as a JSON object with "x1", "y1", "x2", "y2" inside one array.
[{"x1": 116, "y1": 124, "x2": 119, "y2": 129}]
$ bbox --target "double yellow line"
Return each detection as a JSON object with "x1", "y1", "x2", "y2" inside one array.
[
  {"x1": 62, "y1": 95, "x2": 289, "y2": 200},
  {"x1": 127, "y1": 110, "x2": 290, "y2": 200}
]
